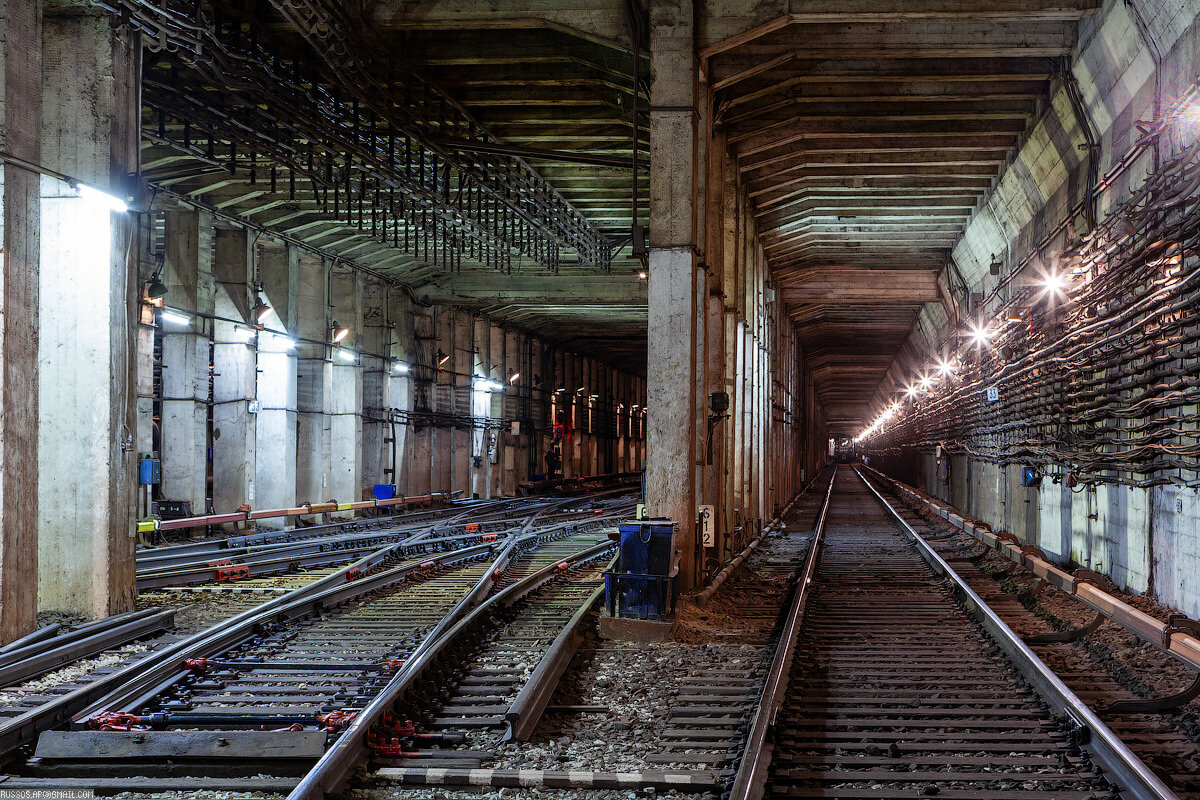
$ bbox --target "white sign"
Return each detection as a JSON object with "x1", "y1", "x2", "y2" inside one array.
[
  {"x1": 636, "y1": 503, "x2": 647, "y2": 520},
  {"x1": 986, "y1": 386, "x2": 999, "y2": 402},
  {"x1": 698, "y1": 505, "x2": 715, "y2": 547}
]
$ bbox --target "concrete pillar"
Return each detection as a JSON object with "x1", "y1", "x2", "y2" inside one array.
[
  {"x1": 329, "y1": 268, "x2": 362, "y2": 511},
  {"x1": 389, "y1": 291, "x2": 414, "y2": 496},
  {"x1": 361, "y1": 280, "x2": 391, "y2": 491},
  {"x1": 296, "y1": 254, "x2": 331, "y2": 505},
  {"x1": 160, "y1": 209, "x2": 213, "y2": 515},
  {"x1": 0, "y1": 0, "x2": 42, "y2": 640},
  {"x1": 645, "y1": 0, "x2": 700, "y2": 587},
  {"x1": 211, "y1": 228, "x2": 255, "y2": 515},
  {"x1": 37, "y1": 6, "x2": 139, "y2": 618},
  {"x1": 254, "y1": 242, "x2": 298, "y2": 526}
]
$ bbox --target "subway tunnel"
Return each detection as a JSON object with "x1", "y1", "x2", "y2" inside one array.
[{"x1": 2, "y1": 1, "x2": 1200, "y2": 797}]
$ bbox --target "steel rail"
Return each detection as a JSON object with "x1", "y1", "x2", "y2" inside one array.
[
  {"x1": 861, "y1": 465, "x2": 1200, "y2": 670},
  {"x1": 0, "y1": 610, "x2": 175, "y2": 688},
  {"x1": 727, "y1": 466, "x2": 837, "y2": 800},
  {"x1": 286, "y1": 538, "x2": 618, "y2": 800},
  {"x1": 856, "y1": 466, "x2": 1179, "y2": 800},
  {"x1": 0, "y1": 538, "x2": 493, "y2": 756},
  {"x1": 502, "y1": 554, "x2": 617, "y2": 742}
]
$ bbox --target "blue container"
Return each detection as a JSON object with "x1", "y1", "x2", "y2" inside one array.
[
  {"x1": 373, "y1": 484, "x2": 396, "y2": 500},
  {"x1": 615, "y1": 519, "x2": 675, "y2": 618},
  {"x1": 139, "y1": 457, "x2": 161, "y2": 486}
]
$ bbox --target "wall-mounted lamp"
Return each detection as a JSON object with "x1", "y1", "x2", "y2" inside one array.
[
  {"x1": 252, "y1": 296, "x2": 272, "y2": 323},
  {"x1": 331, "y1": 321, "x2": 350, "y2": 343}
]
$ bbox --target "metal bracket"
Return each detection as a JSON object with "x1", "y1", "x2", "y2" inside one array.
[
  {"x1": 1026, "y1": 612, "x2": 1105, "y2": 644},
  {"x1": 1105, "y1": 671, "x2": 1200, "y2": 714}
]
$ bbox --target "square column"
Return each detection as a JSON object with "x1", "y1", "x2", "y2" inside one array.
[
  {"x1": 211, "y1": 228, "x2": 255, "y2": 515},
  {"x1": 329, "y1": 268, "x2": 362, "y2": 512},
  {"x1": 253, "y1": 242, "x2": 298, "y2": 526},
  {"x1": 0, "y1": 0, "x2": 42, "y2": 640},
  {"x1": 645, "y1": 0, "x2": 700, "y2": 588},
  {"x1": 360, "y1": 280, "x2": 391, "y2": 490},
  {"x1": 160, "y1": 209, "x2": 213, "y2": 515},
  {"x1": 295, "y1": 253, "x2": 331, "y2": 505},
  {"x1": 38, "y1": 8, "x2": 139, "y2": 619}
]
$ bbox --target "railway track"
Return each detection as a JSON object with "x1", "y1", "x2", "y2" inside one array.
[
  {"x1": 0, "y1": 492, "x2": 631, "y2": 796},
  {"x1": 863, "y1": 470, "x2": 1200, "y2": 799},
  {"x1": 731, "y1": 466, "x2": 1179, "y2": 800}
]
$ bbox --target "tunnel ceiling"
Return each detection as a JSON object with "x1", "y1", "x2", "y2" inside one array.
[
  {"x1": 704, "y1": 2, "x2": 1098, "y2": 436},
  {"x1": 134, "y1": 2, "x2": 648, "y2": 373}
]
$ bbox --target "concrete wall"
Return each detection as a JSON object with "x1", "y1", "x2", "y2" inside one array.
[{"x1": 871, "y1": 0, "x2": 1200, "y2": 616}]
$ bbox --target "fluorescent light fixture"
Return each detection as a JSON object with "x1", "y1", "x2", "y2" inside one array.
[
  {"x1": 508, "y1": 371, "x2": 520, "y2": 384},
  {"x1": 77, "y1": 183, "x2": 128, "y2": 213},
  {"x1": 474, "y1": 378, "x2": 503, "y2": 392},
  {"x1": 160, "y1": 309, "x2": 191, "y2": 327},
  {"x1": 261, "y1": 332, "x2": 296, "y2": 352},
  {"x1": 233, "y1": 326, "x2": 256, "y2": 343},
  {"x1": 336, "y1": 348, "x2": 357, "y2": 363},
  {"x1": 393, "y1": 361, "x2": 410, "y2": 373}
]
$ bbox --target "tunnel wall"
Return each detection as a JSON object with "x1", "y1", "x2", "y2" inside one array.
[
  {"x1": 135, "y1": 212, "x2": 648, "y2": 529},
  {"x1": 867, "y1": 0, "x2": 1200, "y2": 618}
]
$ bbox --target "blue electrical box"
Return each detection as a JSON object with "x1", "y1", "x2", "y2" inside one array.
[
  {"x1": 1022, "y1": 467, "x2": 1041, "y2": 487},
  {"x1": 373, "y1": 484, "x2": 396, "y2": 500},
  {"x1": 139, "y1": 457, "x2": 161, "y2": 486},
  {"x1": 606, "y1": 519, "x2": 677, "y2": 620}
]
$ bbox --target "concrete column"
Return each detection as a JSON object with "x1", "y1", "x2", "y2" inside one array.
[
  {"x1": 389, "y1": 291, "x2": 414, "y2": 496},
  {"x1": 0, "y1": 0, "x2": 42, "y2": 640},
  {"x1": 361, "y1": 280, "x2": 391, "y2": 491},
  {"x1": 211, "y1": 228, "x2": 255, "y2": 515},
  {"x1": 645, "y1": 0, "x2": 700, "y2": 587},
  {"x1": 38, "y1": 7, "x2": 139, "y2": 618},
  {"x1": 254, "y1": 242, "x2": 298, "y2": 526},
  {"x1": 296, "y1": 254, "x2": 331, "y2": 505},
  {"x1": 329, "y1": 269, "x2": 362, "y2": 511},
  {"x1": 431, "y1": 308, "x2": 453, "y2": 492},
  {"x1": 160, "y1": 209, "x2": 213, "y2": 515}
]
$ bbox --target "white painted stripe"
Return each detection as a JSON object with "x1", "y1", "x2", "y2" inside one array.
[
  {"x1": 468, "y1": 768, "x2": 492, "y2": 786},
  {"x1": 568, "y1": 770, "x2": 593, "y2": 785},
  {"x1": 615, "y1": 772, "x2": 639, "y2": 784},
  {"x1": 425, "y1": 768, "x2": 447, "y2": 783},
  {"x1": 517, "y1": 769, "x2": 543, "y2": 787}
]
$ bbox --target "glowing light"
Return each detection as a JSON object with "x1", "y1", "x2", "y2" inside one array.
[
  {"x1": 967, "y1": 323, "x2": 991, "y2": 347},
  {"x1": 508, "y1": 371, "x2": 520, "y2": 384},
  {"x1": 637, "y1": 270, "x2": 648, "y2": 280},
  {"x1": 936, "y1": 359, "x2": 955, "y2": 376},
  {"x1": 393, "y1": 361, "x2": 410, "y2": 373},
  {"x1": 233, "y1": 326, "x2": 256, "y2": 343},
  {"x1": 474, "y1": 378, "x2": 504, "y2": 393},
  {"x1": 160, "y1": 309, "x2": 190, "y2": 327},
  {"x1": 77, "y1": 183, "x2": 128, "y2": 213},
  {"x1": 1177, "y1": 98, "x2": 1200, "y2": 141},
  {"x1": 331, "y1": 321, "x2": 350, "y2": 343},
  {"x1": 1040, "y1": 271, "x2": 1068, "y2": 297},
  {"x1": 336, "y1": 348, "x2": 357, "y2": 363},
  {"x1": 261, "y1": 332, "x2": 296, "y2": 352}
]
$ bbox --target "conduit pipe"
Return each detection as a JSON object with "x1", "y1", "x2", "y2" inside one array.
[{"x1": 137, "y1": 491, "x2": 455, "y2": 535}]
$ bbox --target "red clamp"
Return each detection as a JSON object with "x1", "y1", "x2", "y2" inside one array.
[
  {"x1": 367, "y1": 732, "x2": 410, "y2": 756},
  {"x1": 415, "y1": 561, "x2": 435, "y2": 576},
  {"x1": 89, "y1": 712, "x2": 161, "y2": 731},
  {"x1": 480, "y1": 532, "x2": 498, "y2": 543},
  {"x1": 184, "y1": 658, "x2": 215, "y2": 674},
  {"x1": 346, "y1": 567, "x2": 362, "y2": 582},
  {"x1": 318, "y1": 710, "x2": 358, "y2": 731},
  {"x1": 381, "y1": 714, "x2": 418, "y2": 736},
  {"x1": 380, "y1": 659, "x2": 407, "y2": 674},
  {"x1": 555, "y1": 561, "x2": 570, "y2": 573},
  {"x1": 214, "y1": 564, "x2": 251, "y2": 581},
  {"x1": 465, "y1": 523, "x2": 480, "y2": 534}
]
